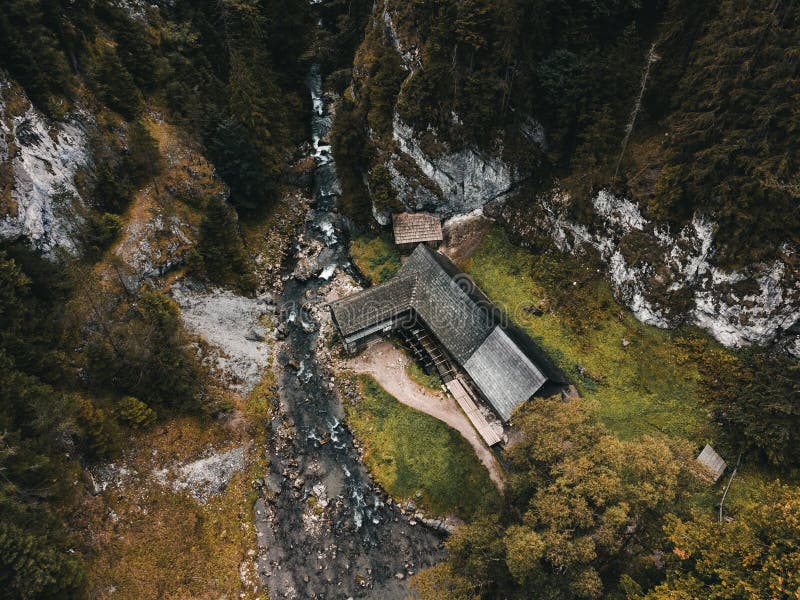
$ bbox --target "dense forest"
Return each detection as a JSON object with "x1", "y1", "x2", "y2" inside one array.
[
  {"x1": 412, "y1": 393, "x2": 800, "y2": 599},
  {"x1": 336, "y1": 0, "x2": 799, "y2": 267},
  {"x1": 0, "y1": 1, "x2": 798, "y2": 598}
]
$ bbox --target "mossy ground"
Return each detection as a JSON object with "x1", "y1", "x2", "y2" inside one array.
[
  {"x1": 405, "y1": 360, "x2": 443, "y2": 391},
  {"x1": 344, "y1": 374, "x2": 500, "y2": 519},
  {"x1": 344, "y1": 229, "x2": 776, "y2": 517},
  {"x1": 462, "y1": 228, "x2": 719, "y2": 442},
  {"x1": 395, "y1": 338, "x2": 444, "y2": 391},
  {"x1": 349, "y1": 233, "x2": 401, "y2": 283}
]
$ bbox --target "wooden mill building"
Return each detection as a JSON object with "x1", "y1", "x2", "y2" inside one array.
[
  {"x1": 329, "y1": 244, "x2": 548, "y2": 439},
  {"x1": 392, "y1": 212, "x2": 443, "y2": 251}
]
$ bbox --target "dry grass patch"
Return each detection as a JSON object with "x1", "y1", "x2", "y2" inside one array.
[{"x1": 81, "y1": 369, "x2": 277, "y2": 600}]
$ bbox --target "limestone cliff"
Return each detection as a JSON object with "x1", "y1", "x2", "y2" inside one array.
[{"x1": 0, "y1": 78, "x2": 90, "y2": 255}]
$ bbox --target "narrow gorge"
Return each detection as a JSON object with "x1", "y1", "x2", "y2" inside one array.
[
  {"x1": 253, "y1": 62, "x2": 442, "y2": 599},
  {"x1": 0, "y1": 1, "x2": 797, "y2": 599}
]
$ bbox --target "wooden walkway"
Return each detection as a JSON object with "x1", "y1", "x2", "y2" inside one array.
[{"x1": 446, "y1": 377, "x2": 502, "y2": 446}]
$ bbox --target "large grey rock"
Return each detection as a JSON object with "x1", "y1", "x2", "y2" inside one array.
[
  {"x1": 171, "y1": 281, "x2": 272, "y2": 393},
  {"x1": 0, "y1": 78, "x2": 90, "y2": 255},
  {"x1": 391, "y1": 117, "x2": 518, "y2": 217}
]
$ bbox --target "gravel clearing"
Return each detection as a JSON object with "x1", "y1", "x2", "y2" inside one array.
[
  {"x1": 157, "y1": 446, "x2": 247, "y2": 504},
  {"x1": 171, "y1": 280, "x2": 273, "y2": 394}
]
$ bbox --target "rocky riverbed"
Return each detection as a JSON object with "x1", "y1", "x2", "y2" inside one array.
[{"x1": 252, "y1": 63, "x2": 444, "y2": 599}]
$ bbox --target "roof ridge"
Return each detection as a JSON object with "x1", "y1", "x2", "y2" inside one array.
[{"x1": 408, "y1": 274, "x2": 420, "y2": 305}]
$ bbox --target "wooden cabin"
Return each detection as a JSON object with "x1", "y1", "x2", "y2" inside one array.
[
  {"x1": 392, "y1": 212, "x2": 443, "y2": 251},
  {"x1": 329, "y1": 244, "x2": 547, "y2": 433}
]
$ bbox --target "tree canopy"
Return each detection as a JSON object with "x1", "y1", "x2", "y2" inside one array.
[
  {"x1": 645, "y1": 483, "x2": 800, "y2": 599},
  {"x1": 414, "y1": 397, "x2": 704, "y2": 599}
]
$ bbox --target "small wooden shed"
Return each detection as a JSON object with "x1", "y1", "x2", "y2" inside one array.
[
  {"x1": 392, "y1": 212, "x2": 443, "y2": 250},
  {"x1": 696, "y1": 445, "x2": 727, "y2": 482}
]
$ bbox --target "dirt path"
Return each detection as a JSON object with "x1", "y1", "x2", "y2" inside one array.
[
  {"x1": 341, "y1": 341, "x2": 506, "y2": 491},
  {"x1": 441, "y1": 210, "x2": 493, "y2": 264}
]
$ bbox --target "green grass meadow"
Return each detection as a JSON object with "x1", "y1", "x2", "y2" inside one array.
[
  {"x1": 462, "y1": 228, "x2": 781, "y2": 511},
  {"x1": 463, "y1": 228, "x2": 719, "y2": 442},
  {"x1": 346, "y1": 228, "x2": 778, "y2": 516},
  {"x1": 349, "y1": 233, "x2": 401, "y2": 283},
  {"x1": 344, "y1": 374, "x2": 500, "y2": 519}
]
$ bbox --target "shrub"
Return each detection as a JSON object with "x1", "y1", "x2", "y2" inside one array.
[{"x1": 117, "y1": 396, "x2": 156, "y2": 429}]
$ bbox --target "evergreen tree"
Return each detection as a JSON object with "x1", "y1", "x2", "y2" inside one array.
[
  {"x1": 92, "y1": 46, "x2": 143, "y2": 119},
  {"x1": 84, "y1": 287, "x2": 204, "y2": 411},
  {"x1": 331, "y1": 96, "x2": 373, "y2": 226},
  {"x1": 0, "y1": 522, "x2": 87, "y2": 599},
  {"x1": 204, "y1": 118, "x2": 272, "y2": 215},
  {"x1": 90, "y1": 121, "x2": 159, "y2": 215},
  {"x1": 0, "y1": 250, "x2": 87, "y2": 599},
  {"x1": 645, "y1": 483, "x2": 800, "y2": 599},
  {"x1": 700, "y1": 348, "x2": 800, "y2": 468},
  {"x1": 413, "y1": 397, "x2": 703, "y2": 599},
  {"x1": 102, "y1": 6, "x2": 159, "y2": 91},
  {"x1": 651, "y1": 0, "x2": 800, "y2": 267},
  {"x1": 196, "y1": 195, "x2": 255, "y2": 291},
  {"x1": 117, "y1": 396, "x2": 156, "y2": 429},
  {"x1": 0, "y1": 0, "x2": 73, "y2": 112}
]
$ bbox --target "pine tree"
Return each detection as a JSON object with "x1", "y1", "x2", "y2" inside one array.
[
  {"x1": 204, "y1": 118, "x2": 271, "y2": 215},
  {"x1": 197, "y1": 195, "x2": 255, "y2": 291},
  {"x1": 92, "y1": 46, "x2": 142, "y2": 119},
  {"x1": 117, "y1": 396, "x2": 156, "y2": 429},
  {"x1": 0, "y1": 522, "x2": 87, "y2": 599}
]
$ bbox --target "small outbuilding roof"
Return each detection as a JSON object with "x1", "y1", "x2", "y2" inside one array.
[
  {"x1": 392, "y1": 212, "x2": 443, "y2": 245},
  {"x1": 696, "y1": 445, "x2": 727, "y2": 482}
]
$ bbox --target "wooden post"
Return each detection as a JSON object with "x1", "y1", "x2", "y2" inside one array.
[{"x1": 719, "y1": 452, "x2": 743, "y2": 523}]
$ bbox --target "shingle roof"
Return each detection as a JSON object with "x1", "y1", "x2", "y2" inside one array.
[
  {"x1": 393, "y1": 212, "x2": 443, "y2": 245},
  {"x1": 330, "y1": 274, "x2": 416, "y2": 337},
  {"x1": 330, "y1": 245, "x2": 547, "y2": 420},
  {"x1": 464, "y1": 326, "x2": 547, "y2": 421},
  {"x1": 401, "y1": 244, "x2": 494, "y2": 363}
]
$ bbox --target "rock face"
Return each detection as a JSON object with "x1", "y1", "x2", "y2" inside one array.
[
  {"x1": 116, "y1": 208, "x2": 194, "y2": 279},
  {"x1": 384, "y1": 102, "x2": 798, "y2": 352},
  {"x1": 112, "y1": 0, "x2": 150, "y2": 22},
  {"x1": 156, "y1": 446, "x2": 247, "y2": 504},
  {"x1": 508, "y1": 189, "x2": 799, "y2": 351},
  {"x1": 0, "y1": 79, "x2": 90, "y2": 255},
  {"x1": 354, "y1": 1, "x2": 798, "y2": 354},
  {"x1": 389, "y1": 117, "x2": 518, "y2": 217},
  {"x1": 381, "y1": 101, "x2": 797, "y2": 353}
]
